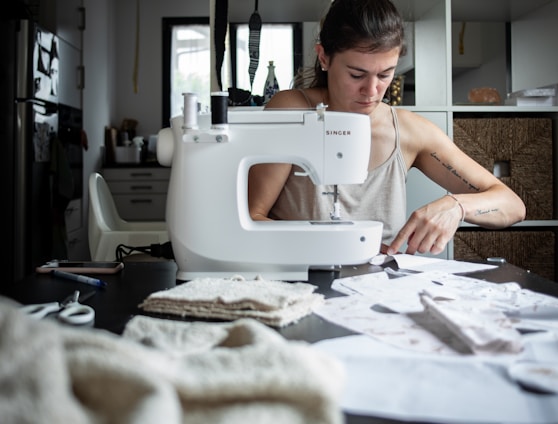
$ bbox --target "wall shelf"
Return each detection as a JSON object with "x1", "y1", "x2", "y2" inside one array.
[{"x1": 392, "y1": 0, "x2": 558, "y2": 280}]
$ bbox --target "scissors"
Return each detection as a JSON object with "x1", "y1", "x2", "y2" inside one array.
[{"x1": 20, "y1": 290, "x2": 95, "y2": 325}]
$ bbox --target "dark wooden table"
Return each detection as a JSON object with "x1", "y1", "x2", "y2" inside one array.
[{"x1": 2, "y1": 259, "x2": 557, "y2": 423}]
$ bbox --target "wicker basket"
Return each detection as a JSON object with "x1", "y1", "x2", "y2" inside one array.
[
  {"x1": 453, "y1": 117, "x2": 553, "y2": 220},
  {"x1": 454, "y1": 230, "x2": 555, "y2": 281}
]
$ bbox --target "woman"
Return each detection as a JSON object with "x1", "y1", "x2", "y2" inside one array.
[{"x1": 248, "y1": 0, "x2": 525, "y2": 256}]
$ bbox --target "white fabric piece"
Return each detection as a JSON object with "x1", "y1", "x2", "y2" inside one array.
[
  {"x1": 420, "y1": 292, "x2": 523, "y2": 354},
  {"x1": 138, "y1": 276, "x2": 324, "y2": 327},
  {"x1": 0, "y1": 297, "x2": 345, "y2": 424}
]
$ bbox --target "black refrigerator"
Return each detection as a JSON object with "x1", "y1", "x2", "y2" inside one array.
[{"x1": 1, "y1": 8, "x2": 83, "y2": 284}]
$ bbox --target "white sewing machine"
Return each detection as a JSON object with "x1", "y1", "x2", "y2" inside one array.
[{"x1": 157, "y1": 93, "x2": 383, "y2": 281}]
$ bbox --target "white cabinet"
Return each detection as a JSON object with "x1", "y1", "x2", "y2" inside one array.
[
  {"x1": 56, "y1": 0, "x2": 84, "y2": 49},
  {"x1": 102, "y1": 167, "x2": 171, "y2": 221},
  {"x1": 58, "y1": 37, "x2": 82, "y2": 109},
  {"x1": 392, "y1": 0, "x2": 558, "y2": 279},
  {"x1": 57, "y1": 0, "x2": 83, "y2": 109}
]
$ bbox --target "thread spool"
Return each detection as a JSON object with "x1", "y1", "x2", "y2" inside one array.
[
  {"x1": 211, "y1": 91, "x2": 229, "y2": 128},
  {"x1": 183, "y1": 92, "x2": 198, "y2": 129}
]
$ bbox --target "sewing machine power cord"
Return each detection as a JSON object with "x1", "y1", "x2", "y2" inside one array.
[{"x1": 114, "y1": 242, "x2": 174, "y2": 262}]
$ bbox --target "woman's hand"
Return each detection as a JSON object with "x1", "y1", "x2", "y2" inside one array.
[
  {"x1": 386, "y1": 195, "x2": 463, "y2": 255},
  {"x1": 380, "y1": 243, "x2": 396, "y2": 255}
]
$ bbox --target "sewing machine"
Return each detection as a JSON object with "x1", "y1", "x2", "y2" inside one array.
[{"x1": 157, "y1": 93, "x2": 383, "y2": 281}]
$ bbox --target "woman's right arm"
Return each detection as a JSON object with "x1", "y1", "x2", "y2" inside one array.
[
  {"x1": 248, "y1": 163, "x2": 292, "y2": 220},
  {"x1": 248, "y1": 89, "x2": 312, "y2": 221}
]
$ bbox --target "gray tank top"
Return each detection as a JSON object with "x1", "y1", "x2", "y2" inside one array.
[{"x1": 269, "y1": 105, "x2": 407, "y2": 243}]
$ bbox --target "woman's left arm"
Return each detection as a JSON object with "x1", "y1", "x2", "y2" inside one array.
[{"x1": 387, "y1": 110, "x2": 526, "y2": 255}]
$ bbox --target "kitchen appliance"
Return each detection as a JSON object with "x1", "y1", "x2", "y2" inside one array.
[
  {"x1": 1, "y1": 13, "x2": 83, "y2": 284},
  {"x1": 157, "y1": 94, "x2": 383, "y2": 281}
]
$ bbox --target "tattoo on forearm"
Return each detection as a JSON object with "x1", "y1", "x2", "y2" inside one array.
[
  {"x1": 430, "y1": 152, "x2": 480, "y2": 191},
  {"x1": 475, "y1": 208, "x2": 499, "y2": 216}
]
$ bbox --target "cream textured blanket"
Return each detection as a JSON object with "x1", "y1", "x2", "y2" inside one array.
[
  {"x1": 0, "y1": 297, "x2": 345, "y2": 424},
  {"x1": 138, "y1": 276, "x2": 324, "y2": 327}
]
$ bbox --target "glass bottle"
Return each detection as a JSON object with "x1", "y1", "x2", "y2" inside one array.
[{"x1": 263, "y1": 61, "x2": 279, "y2": 104}]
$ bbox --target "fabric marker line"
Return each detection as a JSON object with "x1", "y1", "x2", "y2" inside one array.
[{"x1": 52, "y1": 269, "x2": 107, "y2": 288}]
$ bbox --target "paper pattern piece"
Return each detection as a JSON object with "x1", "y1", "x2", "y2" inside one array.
[
  {"x1": 312, "y1": 255, "x2": 558, "y2": 422},
  {"x1": 392, "y1": 253, "x2": 497, "y2": 273},
  {"x1": 319, "y1": 267, "x2": 558, "y2": 355},
  {"x1": 313, "y1": 334, "x2": 558, "y2": 424},
  {"x1": 139, "y1": 276, "x2": 324, "y2": 327}
]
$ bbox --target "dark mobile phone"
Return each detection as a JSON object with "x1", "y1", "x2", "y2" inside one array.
[{"x1": 36, "y1": 260, "x2": 124, "y2": 274}]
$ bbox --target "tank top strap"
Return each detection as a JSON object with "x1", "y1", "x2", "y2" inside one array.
[
  {"x1": 389, "y1": 105, "x2": 408, "y2": 174},
  {"x1": 389, "y1": 106, "x2": 401, "y2": 150}
]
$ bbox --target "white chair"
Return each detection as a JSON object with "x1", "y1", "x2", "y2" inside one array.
[{"x1": 88, "y1": 172, "x2": 169, "y2": 261}]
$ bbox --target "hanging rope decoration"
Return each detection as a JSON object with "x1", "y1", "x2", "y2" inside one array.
[
  {"x1": 213, "y1": 0, "x2": 228, "y2": 91},
  {"x1": 248, "y1": 0, "x2": 262, "y2": 91},
  {"x1": 459, "y1": 22, "x2": 466, "y2": 55},
  {"x1": 133, "y1": 0, "x2": 140, "y2": 93}
]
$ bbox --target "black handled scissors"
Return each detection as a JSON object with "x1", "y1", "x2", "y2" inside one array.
[{"x1": 20, "y1": 290, "x2": 95, "y2": 325}]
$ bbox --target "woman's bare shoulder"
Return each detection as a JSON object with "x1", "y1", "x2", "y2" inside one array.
[
  {"x1": 394, "y1": 107, "x2": 454, "y2": 161},
  {"x1": 395, "y1": 107, "x2": 448, "y2": 141},
  {"x1": 265, "y1": 88, "x2": 322, "y2": 109}
]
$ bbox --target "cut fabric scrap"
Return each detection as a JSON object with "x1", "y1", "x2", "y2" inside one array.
[
  {"x1": 138, "y1": 276, "x2": 324, "y2": 327},
  {"x1": 420, "y1": 291, "x2": 523, "y2": 354}
]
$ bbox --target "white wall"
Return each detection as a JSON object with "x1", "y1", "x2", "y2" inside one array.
[
  {"x1": 78, "y1": 0, "x2": 115, "y2": 259},
  {"x1": 83, "y1": 0, "x2": 114, "y2": 169},
  {"x1": 511, "y1": 1, "x2": 558, "y2": 92}
]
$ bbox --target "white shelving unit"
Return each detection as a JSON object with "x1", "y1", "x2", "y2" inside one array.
[{"x1": 392, "y1": 0, "x2": 558, "y2": 279}]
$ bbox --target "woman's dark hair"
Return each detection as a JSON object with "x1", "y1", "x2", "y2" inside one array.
[{"x1": 294, "y1": 0, "x2": 406, "y2": 88}]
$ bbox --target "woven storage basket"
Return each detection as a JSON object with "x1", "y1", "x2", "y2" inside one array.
[
  {"x1": 453, "y1": 117, "x2": 553, "y2": 220},
  {"x1": 454, "y1": 230, "x2": 555, "y2": 281}
]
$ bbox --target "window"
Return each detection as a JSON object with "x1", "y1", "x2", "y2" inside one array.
[
  {"x1": 229, "y1": 23, "x2": 302, "y2": 96},
  {"x1": 162, "y1": 17, "x2": 210, "y2": 126},
  {"x1": 162, "y1": 18, "x2": 302, "y2": 127}
]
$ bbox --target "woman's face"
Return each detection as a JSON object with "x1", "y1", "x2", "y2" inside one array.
[{"x1": 316, "y1": 45, "x2": 400, "y2": 115}]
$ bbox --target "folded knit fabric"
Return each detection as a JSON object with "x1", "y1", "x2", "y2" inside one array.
[
  {"x1": 0, "y1": 297, "x2": 345, "y2": 424},
  {"x1": 123, "y1": 316, "x2": 346, "y2": 424},
  {"x1": 138, "y1": 276, "x2": 324, "y2": 327}
]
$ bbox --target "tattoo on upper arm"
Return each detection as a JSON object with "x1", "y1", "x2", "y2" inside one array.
[{"x1": 430, "y1": 152, "x2": 479, "y2": 192}]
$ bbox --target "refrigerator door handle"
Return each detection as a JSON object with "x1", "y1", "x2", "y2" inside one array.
[{"x1": 15, "y1": 98, "x2": 58, "y2": 115}]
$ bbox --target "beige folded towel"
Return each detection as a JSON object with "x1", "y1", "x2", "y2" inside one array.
[
  {"x1": 0, "y1": 296, "x2": 345, "y2": 424},
  {"x1": 138, "y1": 276, "x2": 324, "y2": 327}
]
